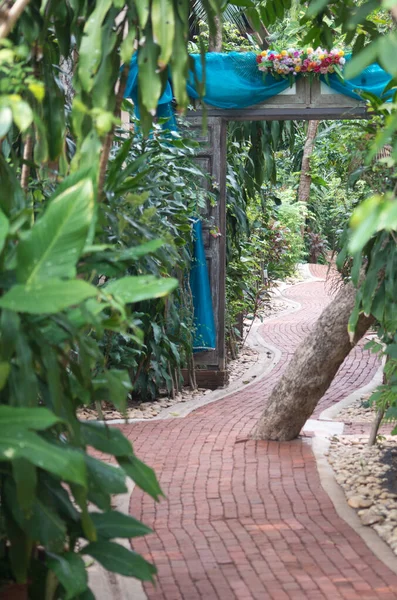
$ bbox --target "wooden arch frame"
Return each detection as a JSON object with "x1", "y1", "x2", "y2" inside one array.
[{"x1": 187, "y1": 78, "x2": 368, "y2": 388}]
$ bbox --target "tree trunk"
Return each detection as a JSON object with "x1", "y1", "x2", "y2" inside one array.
[
  {"x1": 298, "y1": 120, "x2": 319, "y2": 234},
  {"x1": 253, "y1": 282, "x2": 374, "y2": 441},
  {"x1": 208, "y1": 15, "x2": 222, "y2": 52}
]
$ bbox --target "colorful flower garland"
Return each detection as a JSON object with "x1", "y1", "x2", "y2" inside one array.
[{"x1": 256, "y1": 47, "x2": 345, "y2": 79}]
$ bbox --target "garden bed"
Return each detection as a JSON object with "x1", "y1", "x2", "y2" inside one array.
[
  {"x1": 327, "y1": 435, "x2": 397, "y2": 555},
  {"x1": 78, "y1": 291, "x2": 291, "y2": 422}
]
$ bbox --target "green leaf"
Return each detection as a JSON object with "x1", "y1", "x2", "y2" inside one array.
[
  {"x1": 229, "y1": 0, "x2": 254, "y2": 6},
  {"x1": 0, "y1": 154, "x2": 25, "y2": 217},
  {"x1": 47, "y1": 553, "x2": 88, "y2": 600},
  {"x1": 0, "y1": 429, "x2": 86, "y2": 487},
  {"x1": 78, "y1": 0, "x2": 112, "y2": 92},
  {"x1": 4, "y1": 477, "x2": 66, "y2": 550},
  {"x1": 306, "y1": 0, "x2": 329, "y2": 17},
  {"x1": 349, "y1": 195, "x2": 383, "y2": 254},
  {"x1": 0, "y1": 361, "x2": 10, "y2": 390},
  {"x1": 10, "y1": 99, "x2": 33, "y2": 132},
  {"x1": 104, "y1": 275, "x2": 178, "y2": 304},
  {"x1": 0, "y1": 207, "x2": 9, "y2": 254},
  {"x1": 82, "y1": 541, "x2": 156, "y2": 581},
  {"x1": 0, "y1": 279, "x2": 97, "y2": 314},
  {"x1": 118, "y1": 456, "x2": 164, "y2": 501},
  {"x1": 3, "y1": 510, "x2": 31, "y2": 584},
  {"x1": 0, "y1": 405, "x2": 62, "y2": 430},
  {"x1": 379, "y1": 32, "x2": 397, "y2": 77},
  {"x1": 85, "y1": 455, "x2": 127, "y2": 495},
  {"x1": 138, "y1": 30, "x2": 161, "y2": 116},
  {"x1": 40, "y1": 472, "x2": 80, "y2": 523},
  {"x1": 120, "y1": 27, "x2": 137, "y2": 65},
  {"x1": 17, "y1": 178, "x2": 94, "y2": 284},
  {"x1": 344, "y1": 41, "x2": 380, "y2": 80},
  {"x1": 135, "y1": 0, "x2": 150, "y2": 28},
  {"x1": 90, "y1": 511, "x2": 152, "y2": 539},
  {"x1": 93, "y1": 369, "x2": 132, "y2": 413},
  {"x1": 13, "y1": 459, "x2": 37, "y2": 512},
  {"x1": 80, "y1": 422, "x2": 133, "y2": 456},
  {"x1": 116, "y1": 239, "x2": 165, "y2": 261},
  {"x1": 0, "y1": 106, "x2": 13, "y2": 137},
  {"x1": 152, "y1": 0, "x2": 175, "y2": 68}
]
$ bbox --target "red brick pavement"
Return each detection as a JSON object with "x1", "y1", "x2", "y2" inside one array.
[{"x1": 120, "y1": 265, "x2": 397, "y2": 599}]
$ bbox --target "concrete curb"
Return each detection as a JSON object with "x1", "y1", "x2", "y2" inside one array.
[{"x1": 312, "y1": 435, "x2": 397, "y2": 577}]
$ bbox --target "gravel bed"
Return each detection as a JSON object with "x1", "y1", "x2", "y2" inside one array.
[
  {"x1": 328, "y1": 436, "x2": 397, "y2": 555},
  {"x1": 335, "y1": 393, "x2": 376, "y2": 424}
]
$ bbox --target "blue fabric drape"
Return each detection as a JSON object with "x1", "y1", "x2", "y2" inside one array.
[
  {"x1": 186, "y1": 52, "x2": 290, "y2": 108},
  {"x1": 189, "y1": 220, "x2": 216, "y2": 352},
  {"x1": 324, "y1": 61, "x2": 392, "y2": 100},
  {"x1": 125, "y1": 51, "x2": 393, "y2": 115},
  {"x1": 124, "y1": 54, "x2": 177, "y2": 130}
]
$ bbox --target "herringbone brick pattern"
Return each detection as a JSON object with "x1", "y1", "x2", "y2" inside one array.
[{"x1": 121, "y1": 266, "x2": 396, "y2": 599}]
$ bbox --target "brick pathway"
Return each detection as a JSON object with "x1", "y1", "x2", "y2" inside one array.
[{"x1": 122, "y1": 266, "x2": 397, "y2": 599}]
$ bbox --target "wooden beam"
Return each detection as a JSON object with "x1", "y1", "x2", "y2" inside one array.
[{"x1": 189, "y1": 106, "x2": 368, "y2": 121}]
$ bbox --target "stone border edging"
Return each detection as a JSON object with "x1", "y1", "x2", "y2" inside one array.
[{"x1": 312, "y1": 435, "x2": 397, "y2": 576}]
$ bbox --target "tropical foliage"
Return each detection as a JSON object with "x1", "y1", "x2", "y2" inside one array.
[
  {"x1": 1, "y1": 0, "x2": 397, "y2": 596},
  {"x1": 0, "y1": 0, "x2": 222, "y2": 597}
]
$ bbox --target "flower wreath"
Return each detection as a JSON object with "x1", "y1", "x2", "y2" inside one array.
[{"x1": 256, "y1": 47, "x2": 345, "y2": 80}]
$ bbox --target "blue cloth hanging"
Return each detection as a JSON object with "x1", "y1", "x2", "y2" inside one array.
[
  {"x1": 124, "y1": 55, "x2": 178, "y2": 131},
  {"x1": 324, "y1": 61, "x2": 393, "y2": 101},
  {"x1": 189, "y1": 220, "x2": 216, "y2": 352},
  {"x1": 186, "y1": 52, "x2": 290, "y2": 108},
  {"x1": 124, "y1": 51, "x2": 393, "y2": 116}
]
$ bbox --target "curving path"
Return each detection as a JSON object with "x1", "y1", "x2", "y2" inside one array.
[{"x1": 122, "y1": 266, "x2": 397, "y2": 599}]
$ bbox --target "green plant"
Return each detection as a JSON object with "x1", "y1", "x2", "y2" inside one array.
[{"x1": 0, "y1": 0, "x2": 224, "y2": 597}]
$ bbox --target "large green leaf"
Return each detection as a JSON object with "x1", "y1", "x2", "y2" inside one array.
[
  {"x1": 17, "y1": 179, "x2": 94, "y2": 284},
  {"x1": 4, "y1": 478, "x2": 66, "y2": 550},
  {"x1": 80, "y1": 422, "x2": 132, "y2": 456},
  {"x1": 135, "y1": 0, "x2": 150, "y2": 27},
  {"x1": 138, "y1": 29, "x2": 162, "y2": 115},
  {"x1": 0, "y1": 154, "x2": 25, "y2": 217},
  {"x1": 152, "y1": 0, "x2": 175, "y2": 68},
  {"x1": 40, "y1": 472, "x2": 80, "y2": 523},
  {"x1": 0, "y1": 429, "x2": 86, "y2": 487},
  {"x1": 47, "y1": 552, "x2": 88, "y2": 600},
  {"x1": 93, "y1": 369, "x2": 132, "y2": 413},
  {"x1": 82, "y1": 541, "x2": 156, "y2": 581},
  {"x1": 0, "y1": 207, "x2": 9, "y2": 253},
  {"x1": 85, "y1": 455, "x2": 127, "y2": 495},
  {"x1": 0, "y1": 279, "x2": 97, "y2": 314},
  {"x1": 0, "y1": 406, "x2": 62, "y2": 430},
  {"x1": 104, "y1": 275, "x2": 178, "y2": 304},
  {"x1": 344, "y1": 40, "x2": 380, "y2": 79},
  {"x1": 118, "y1": 456, "x2": 164, "y2": 501},
  {"x1": 90, "y1": 511, "x2": 152, "y2": 539},
  {"x1": 0, "y1": 106, "x2": 13, "y2": 137},
  {"x1": 78, "y1": 0, "x2": 112, "y2": 92},
  {"x1": 13, "y1": 459, "x2": 37, "y2": 512}
]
